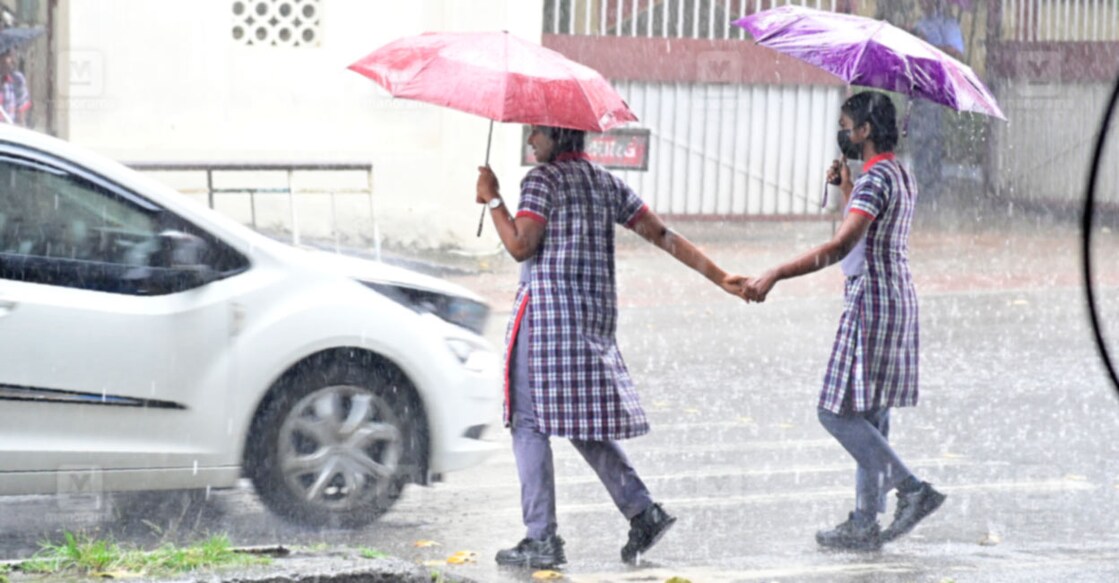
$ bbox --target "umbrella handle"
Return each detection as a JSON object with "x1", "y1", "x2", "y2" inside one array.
[{"x1": 477, "y1": 120, "x2": 495, "y2": 238}]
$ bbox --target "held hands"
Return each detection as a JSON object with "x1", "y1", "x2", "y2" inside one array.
[
  {"x1": 826, "y1": 156, "x2": 854, "y2": 199},
  {"x1": 744, "y1": 270, "x2": 779, "y2": 303},
  {"x1": 721, "y1": 270, "x2": 779, "y2": 303},
  {"x1": 476, "y1": 165, "x2": 500, "y2": 204},
  {"x1": 721, "y1": 273, "x2": 753, "y2": 302}
]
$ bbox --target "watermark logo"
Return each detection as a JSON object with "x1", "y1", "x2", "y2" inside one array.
[
  {"x1": 56, "y1": 465, "x2": 103, "y2": 512},
  {"x1": 63, "y1": 50, "x2": 105, "y2": 98},
  {"x1": 697, "y1": 51, "x2": 741, "y2": 84}
]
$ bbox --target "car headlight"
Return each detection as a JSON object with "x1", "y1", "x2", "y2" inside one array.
[
  {"x1": 444, "y1": 337, "x2": 494, "y2": 372},
  {"x1": 360, "y1": 281, "x2": 489, "y2": 335}
]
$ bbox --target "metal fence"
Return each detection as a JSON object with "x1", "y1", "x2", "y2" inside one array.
[
  {"x1": 127, "y1": 162, "x2": 380, "y2": 259},
  {"x1": 1003, "y1": 0, "x2": 1119, "y2": 41},
  {"x1": 543, "y1": 0, "x2": 845, "y2": 39},
  {"x1": 612, "y1": 81, "x2": 842, "y2": 217}
]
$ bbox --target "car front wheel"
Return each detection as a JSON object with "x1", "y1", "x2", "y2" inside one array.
[{"x1": 247, "y1": 355, "x2": 424, "y2": 528}]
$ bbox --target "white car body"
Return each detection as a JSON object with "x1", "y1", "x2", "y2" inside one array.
[{"x1": 0, "y1": 125, "x2": 502, "y2": 526}]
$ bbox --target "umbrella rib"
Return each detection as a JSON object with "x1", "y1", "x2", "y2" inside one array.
[
  {"x1": 848, "y1": 20, "x2": 888, "y2": 87},
  {"x1": 554, "y1": 57, "x2": 601, "y2": 131},
  {"x1": 499, "y1": 31, "x2": 510, "y2": 123},
  {"x1": 752, "y1": 12, "x2": 808, "y2": 44}
]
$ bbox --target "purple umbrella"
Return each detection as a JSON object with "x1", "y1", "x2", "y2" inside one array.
[{"x1": 733, "y1": 5, "x2": 1005, "y2": 120}]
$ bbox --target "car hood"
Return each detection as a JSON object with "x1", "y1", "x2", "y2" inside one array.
[{"x1": 303, "y1": 250, "x2": 486, "y2": 304}]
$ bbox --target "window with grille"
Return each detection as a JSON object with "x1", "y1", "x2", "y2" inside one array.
[{"x1": 232, "y1": 0, "x2": 322, "y2": 47}]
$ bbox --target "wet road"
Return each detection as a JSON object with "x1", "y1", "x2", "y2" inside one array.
[{"x1": 2, "y1": 214, "x2": 1119, "y2": 582}]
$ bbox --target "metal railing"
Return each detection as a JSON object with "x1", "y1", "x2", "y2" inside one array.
[
  {"x1": 127, "y1": 162, "x2": 380, "y2": 260},
  {"x1": 543, "y1": 0, "x2": 845, "y2": 40},
  {"x1": 1003, "y1": 0, "x2": 1119, "y2": 42}
]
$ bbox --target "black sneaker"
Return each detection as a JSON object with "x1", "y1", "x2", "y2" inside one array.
[
  {"x1": 621, "y1": 503, "x2": 677, "y2": 564},
  {"x1": 880, "y1": 482, "x2": 946, "y2": 542},
  {"x1": 495, "y1": 535, "x2": 566, "y2": 569},
  {"x1": 815, "y1": 512, "x2": 882, "y2": 551}
]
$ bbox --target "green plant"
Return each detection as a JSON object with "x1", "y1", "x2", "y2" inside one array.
[
  {"x1": 19, "y1": 531, "x2": 268, "y2": 577},
  {"x1": 359, "y1": 547, "x2": 389, "y2": 560}
]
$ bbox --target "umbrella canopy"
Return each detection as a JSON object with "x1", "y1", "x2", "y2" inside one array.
[
  {"x1": 0, "y1": 27, "x2": 44, "y2": 55},
  {"x1": 347, "y1": 31, "x2": 637, "y2": 132},
  {"x1": 734, "y1": 6, "x2": 1005, "y2": 120}
]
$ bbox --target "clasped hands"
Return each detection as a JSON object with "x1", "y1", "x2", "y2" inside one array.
[{"x1": 721, "y1": 271, "x2": 779, "y2": 304}]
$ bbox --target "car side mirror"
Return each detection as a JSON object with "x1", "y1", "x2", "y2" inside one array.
[{"x1": 158, "y1": 230, "x2": 218, "y2": 285}]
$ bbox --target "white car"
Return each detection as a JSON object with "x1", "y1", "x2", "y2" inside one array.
[{"x1": 0, "y1": 125, "x2": 502, "y2": 528}]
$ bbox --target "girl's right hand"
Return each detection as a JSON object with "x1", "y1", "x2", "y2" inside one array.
[
  {"x1": 826, "y1": 158, "x2": 843, "y2": 186},
  {"x1": 827, "y1": 157, "x2": 854, "y2": 199}
]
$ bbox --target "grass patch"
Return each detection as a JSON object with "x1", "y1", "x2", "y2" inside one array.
[
  {"x1": 358, "y1": 547, "x2": 389, "y2": 560},
  {"x1": 19, "y1": 531, "x2": 269, "y2": 577}
]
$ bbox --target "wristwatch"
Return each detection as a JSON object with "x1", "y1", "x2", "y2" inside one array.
[{"x1": 487, "y1": 197, "x2": 504, "y2": 209}]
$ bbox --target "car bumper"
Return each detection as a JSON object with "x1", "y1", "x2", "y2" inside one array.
[{"x1": 420, "y1": 345, "x2": 504, "y2": 476}]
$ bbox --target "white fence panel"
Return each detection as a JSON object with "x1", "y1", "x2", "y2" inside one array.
[
  {"x1": 1003, "y1": 0, "x2": 1119, "y2": 41},
  {"x1": 994, "y1": 82, "x2": 1119, "y2": 207},
  {"x1": 612, "y1": 82, "x2": 843, "y2": 217}
]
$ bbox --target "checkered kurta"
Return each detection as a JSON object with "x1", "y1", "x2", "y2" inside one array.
[
  {"x1": 503, "y1": 153, "x2": 650, "y2": 441},
  {"x1": 819, "y1": 155, "x2": 920, "y2": 414}
]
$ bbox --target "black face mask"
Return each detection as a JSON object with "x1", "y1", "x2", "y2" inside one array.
[{"x1": 837, "y1": 129, "x2": 863, "y2": 160}]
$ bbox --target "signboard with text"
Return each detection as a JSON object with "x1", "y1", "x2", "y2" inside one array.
[{"x1": 521, "y1": 128, "x2": 651, "y2": 171}]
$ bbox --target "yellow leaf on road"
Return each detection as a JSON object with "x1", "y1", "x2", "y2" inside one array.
[
  {"x1": 979, "y1": 532, "x2": 1001, "y2": 546},
  {"x1": 532, "y1": 570, "x2": 564, "y2": 580},
  {"x1": 446, "y1": 551, "x2": 477, "y2": 564},
  {"x1": 665, "y1": 577, "x2": 694, "y2": 583},
  {"x1": 414, "y1": 540, "x2": 441, "y2": 548}
]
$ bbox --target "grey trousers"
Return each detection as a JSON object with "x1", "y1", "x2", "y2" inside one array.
[
  {"x1": 817, "y1": 406, "x2": 914, "y2": 520},
  {"x1": 510, "y1": 310, "x2": 653, "y2": 539}
]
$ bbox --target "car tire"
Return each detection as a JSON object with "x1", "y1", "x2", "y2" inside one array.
[{"x1": 246, "y1": 353, "x2": 425, "y2": 529}]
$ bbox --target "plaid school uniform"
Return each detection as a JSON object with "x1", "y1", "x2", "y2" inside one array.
[
  {"x1": 820, "y1": 154, "x2": 920, "y2": 414},
  {"x1": 503, "y1": 152, "x2": 650, "y2": 441}
]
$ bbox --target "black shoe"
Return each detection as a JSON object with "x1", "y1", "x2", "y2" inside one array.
[
  {"x1": 621, "y1": 503, "x2": 677, "y2": 564},
  {"x1": 880, "y1": 482, "x2": 946, "y2": 542},
  {"x1": 495, "y1": 535, "x2": 566, "y2": 569},
  {"x1": 815, "y1": 512, "x2": 882, "y2": 551}
]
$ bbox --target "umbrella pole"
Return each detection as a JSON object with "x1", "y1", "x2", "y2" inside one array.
[{"x1": 476, "y1": 119, "x2": 495, "y2": 237}]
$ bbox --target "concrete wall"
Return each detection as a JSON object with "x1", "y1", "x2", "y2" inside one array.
[{"x1": 58, "y1": 0, "x2": 544, "y2": 251}]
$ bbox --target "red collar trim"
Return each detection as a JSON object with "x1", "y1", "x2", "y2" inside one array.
[
  {"x1": 554, "y1": 152, "x2": 589, "y2": 162},
  {"x1": 862, "y1": 152, "x2": 895, "y2": 173}
]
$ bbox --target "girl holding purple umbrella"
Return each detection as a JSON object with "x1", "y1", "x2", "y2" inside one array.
[{"x1": 746, "y1": 91, "x2": 945, "y2": 550}]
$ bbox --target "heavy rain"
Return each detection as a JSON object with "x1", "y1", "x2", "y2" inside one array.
[{"x1": 1, "y1": 1, "x2": 1119, "y2": 582}]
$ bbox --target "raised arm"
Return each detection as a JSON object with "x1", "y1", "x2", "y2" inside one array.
[
  {"x1": 629, "y1": 210, "x2": 747, "y2": 299},
  {"x1": 747, "y1": 211, "x2": 872, "y2": 302}
]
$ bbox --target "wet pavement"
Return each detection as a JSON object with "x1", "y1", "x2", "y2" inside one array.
[{"x1": 2, "y1": 205, "x2": 1119, "y2": 582}]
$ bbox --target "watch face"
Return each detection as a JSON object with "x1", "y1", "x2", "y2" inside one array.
[{"x1": 489, "y1": 198, "x2": 502, "y2": 208}]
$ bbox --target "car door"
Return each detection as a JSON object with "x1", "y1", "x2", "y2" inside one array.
[{"x1": 0, "y1": 148, "x2": 248, "y2": 485}]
